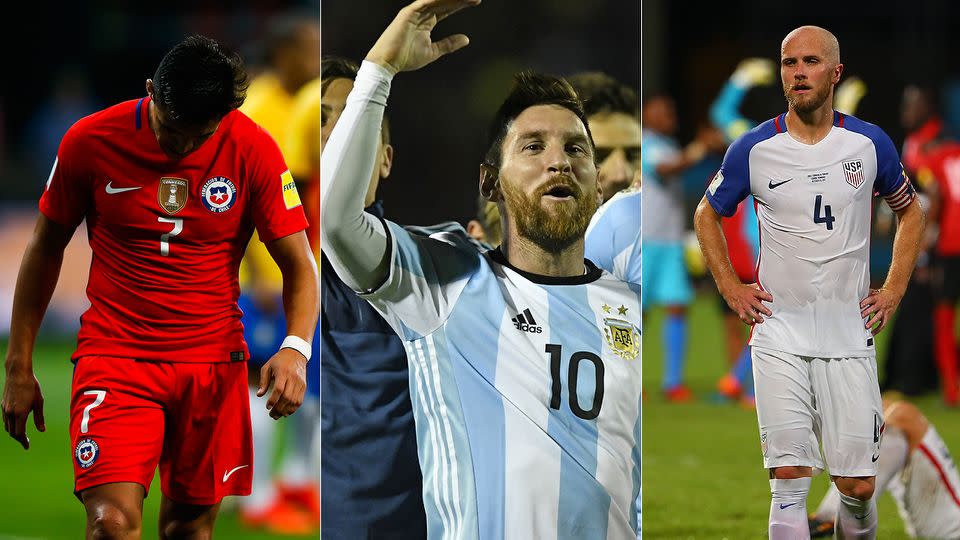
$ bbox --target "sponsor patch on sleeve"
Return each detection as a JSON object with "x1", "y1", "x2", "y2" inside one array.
[
  {"x1": 281, "y1": 170, "x2": 302, "y2": 210},
  {"x1": 707, "y1": 170, "x2": 724, "y2": 195}
]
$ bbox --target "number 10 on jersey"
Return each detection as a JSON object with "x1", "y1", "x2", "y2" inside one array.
[{"x1": 546, "y1": 344, "x2": 605, "y2": 420}]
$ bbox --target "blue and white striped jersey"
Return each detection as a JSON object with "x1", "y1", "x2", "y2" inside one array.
[
  {"x1": 586, "y1": 187, "x2": 641, "y2": 287},
  {"x1": 362, "y1": 223, "x2": 642, "y2": 540}
]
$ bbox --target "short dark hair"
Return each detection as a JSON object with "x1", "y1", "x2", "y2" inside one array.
[
  {"x1": 483, "y1": 71, "x2": 594, "y2": 169},
  {"x1": 152, "y1": 35, "x2": 248, "y2": 125},
  {"x1": 566, "y1": 71, "x2": 639, "y2": 118},
  {"x1": 321, "y1": 55, "x2": 390, "y2": 144}
]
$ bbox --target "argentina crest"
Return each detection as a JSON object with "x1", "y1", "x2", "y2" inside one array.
[
  {"x1": 842, "y1": 159, "x2": 864, "y2": 189},
  {"x1": 603, "y1": 314, "x2": 640, "y2": 361},
  {"x1": 158, "y1": 177, "x2": 189, "y2": 214}
]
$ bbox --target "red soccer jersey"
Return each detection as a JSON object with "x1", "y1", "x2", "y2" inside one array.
[
  {"x1": 917, "y1": 141, "x2": 960, "y2": 255},
  {"x1": 40, "y1": 97, "x2": 308, "y2": 363}
]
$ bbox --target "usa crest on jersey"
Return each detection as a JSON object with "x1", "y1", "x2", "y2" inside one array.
[
  {"x1": 843, "y1": 159, "x2": 865, "y2": 189},
  {"x1": 75, "y1": 438, "x2": 99, "y2": 469},
  {"x1": 201, "y1": 176, "x2": 237, "y2": 213}
]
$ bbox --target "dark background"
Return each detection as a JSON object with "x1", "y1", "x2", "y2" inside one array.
[
  {"x1": 322, "y1": 0, "x2": 640, "y2": 227},
  {"x1": 643, "y1": 0, "x2": 960, "y2": 153},
  {"x1": 0, "y1": 0, "x2": 318, "y2": 202}
]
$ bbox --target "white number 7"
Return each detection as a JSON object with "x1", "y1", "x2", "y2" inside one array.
[
  {"x1": 80, "y1": 390, "x2": 106, "y2": 434},
  {"x1": 158, "y1": 217, "x2": 184, "y2": 256}
]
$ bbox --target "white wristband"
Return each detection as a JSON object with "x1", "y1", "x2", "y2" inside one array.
[{"x1": 280, "y1": 335, "x2": 312, "y2": 362}]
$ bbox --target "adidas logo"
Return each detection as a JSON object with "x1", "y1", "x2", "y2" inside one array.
[{"x1": 512, "y1": 308, "x2": 543, "y2": 333}]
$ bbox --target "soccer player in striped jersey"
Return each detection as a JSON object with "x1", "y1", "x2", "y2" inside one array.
[
  {"x1": 321, "y1": 1, "x2": 641, "y2": 538},
  {"x1": 809, "y1": 399, "x2": 960, "y2": 539},
  {"x1": 694, "y1": 26, "x2": 925, "y2": 539}
]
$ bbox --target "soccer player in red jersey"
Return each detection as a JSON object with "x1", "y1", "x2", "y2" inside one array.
[
  {"x1": 1, "y1": 36, "x2": 319, "y2": 538},
  {"x1": 916, "y1": 139, "x2": 960, "y2": 405}
]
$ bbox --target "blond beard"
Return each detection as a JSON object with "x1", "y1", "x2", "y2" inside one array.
[
  {"x1": 501, "y1": 177, "x2": 598, "y2": 253},
  {"x1": 784, "y1": 82, "x2": 832, "y2": 114}
]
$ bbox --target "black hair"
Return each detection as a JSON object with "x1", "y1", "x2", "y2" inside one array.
[
  {"x1": 321, "y1": 55, "x2": 390, "y2": 144},
  {"x1": 566, "y1": 71, "x2": 639, "y2": 118},
  {"x1": 483, "y1": 71, "x2": 594, "y2": 169},
  {"x1": 151, "y1": 35, "x2": 249, "y2": 125}
]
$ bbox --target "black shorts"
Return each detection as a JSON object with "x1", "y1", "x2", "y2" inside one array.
[{"x1": 933, "y1": 254, "x2": 960, "y2": 302}]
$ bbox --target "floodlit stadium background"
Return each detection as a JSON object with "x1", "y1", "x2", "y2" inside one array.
[
  {"x1": 644, "y1": 0, "x2": 960, "y2": 537},
  {"x1": 0, "y1": 2, "x2": 318, "y2": 538}
]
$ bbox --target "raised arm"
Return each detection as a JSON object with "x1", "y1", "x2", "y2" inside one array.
[
  {"x1": 2, "y1": 214, "x2": 77, "y2": 449},
  {"x1": 320, "y1": 0, "x2": 478, "y2": 292}
]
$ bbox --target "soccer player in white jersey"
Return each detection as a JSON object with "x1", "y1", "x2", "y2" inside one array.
[
  {"x1": 693, "y1": 25, "x2": 925, "y2": 539},
  {"x1": 809, "y1": 399, "x2": 960, "y2": 539},
  {"x1": 320, "y1": 1, "x2": 641, "y2": 539}
]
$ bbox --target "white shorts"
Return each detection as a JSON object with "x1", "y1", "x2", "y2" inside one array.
[{"x1": 752, "y1": 346, "x2": 883, "y2": 477}]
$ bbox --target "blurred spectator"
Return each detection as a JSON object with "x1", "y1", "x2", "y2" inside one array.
[
  {"x1": 880, "y1": 85, "x2": 943, "y2": 401},
  {"x1": 24, "y1": 66, "x2": 100, "y2": 184},
  {"x1": 641, "y1": 93, "x2": 724, "y2": 401},
  {"x1": 236, "y1": 10, "x2": 321, "y2": 535}
]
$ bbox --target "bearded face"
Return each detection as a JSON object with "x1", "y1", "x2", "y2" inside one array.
[
  {"x1": 500, "y1": 172, "x2": 598, "y2": 253},
  {"x1": 493, "y1": 104, "x2": 600, "y2": 255},
  {"x1": 783, "y1": 76, "x2": 833, "y2": 114}
]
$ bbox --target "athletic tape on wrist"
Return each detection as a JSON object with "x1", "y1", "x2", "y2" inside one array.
[{"x1": 280, "y1": 335, "x2": 312, "y2": 362}]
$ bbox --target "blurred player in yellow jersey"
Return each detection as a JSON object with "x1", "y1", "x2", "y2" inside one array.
[
  {"x1": 236, "y1": 11, "x2": 320, "y2": 534},
  {"x1": 285, "y1": 77, "x2": 320, "y2": 258}
]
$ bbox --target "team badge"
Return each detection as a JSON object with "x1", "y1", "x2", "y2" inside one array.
[
  {"x1": 602, "y1": 305, "x2": 640, "y2": 361},
  {"x1": 75, "y1": 438, "x2": 99, "y2": 469},
  {"x1": 201, "y1": 176, "x2": 237, "y2": 213},
  {"x1": 842, "y1": 159, "x2": 864, "y2": 189},
  {"x1": 158, "y1": 177, "x2": 188, "y2": 214}
]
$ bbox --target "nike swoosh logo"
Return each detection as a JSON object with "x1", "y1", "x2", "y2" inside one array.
[
  {"x1": 105, "y1": 181, "x2": 142, "y2": 194},
  {"x1": 222, "y1": 464, "x2": 249, "y2": 482},
  {"x1": 779, "y1": 503, "x2": 798, "y2": 510},
  {"x1": 872, "y1": 454, "x2": 880, "y2": 462},
  {"x1": 768, "y1": 178, "x2": 793, "y2": 189}
]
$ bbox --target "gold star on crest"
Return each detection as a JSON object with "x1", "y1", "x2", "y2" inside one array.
[
  {"x1": 602, "y1": 304, "x2": 612, "y2": 313},
  {"x1": 618, "y1": 305, "x2": 628, "y2": 316}
]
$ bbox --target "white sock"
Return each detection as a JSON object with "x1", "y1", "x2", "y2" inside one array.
[
  {"x1": 769, "y1": 477, "x2": 811, "y2": 540},
  {"x1": 243, "y1": 385, "x2": 277, "y2": 511},
  {"x1": 279, "y1": 396, "x2": 319, "y2": 487},
  {"x1": 875, "y1": 427, "x2": 909, "y2": 498},
  {"x1": 836, "y1": 491, "x2": 877, "y2": 539}
]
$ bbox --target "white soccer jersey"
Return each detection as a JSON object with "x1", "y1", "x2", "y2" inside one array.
[
  {"x1": 887, "y1": 427, "x2": 960, "y2": 539},
  {"x1": 586, "y1": 187, "x2": 641, "y2": 286},
  {"x1": 362, "y1": 224, "x2": 642, "y2": 540},
  {"x1": 706, "y1": 112, "x2": 915, "y2": 357}
]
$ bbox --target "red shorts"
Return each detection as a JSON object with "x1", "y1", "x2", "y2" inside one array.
[{"x1": 70, "y1": 356, "x2": 252, "y2": 505}]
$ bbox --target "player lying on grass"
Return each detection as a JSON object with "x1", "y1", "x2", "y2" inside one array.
[{"x1": 809, "y1": 399, "x2": 960, "y2": 539}]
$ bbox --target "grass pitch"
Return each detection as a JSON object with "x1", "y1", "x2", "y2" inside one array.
[
  {"x1": 643, "y1": 292, "x2": 960, "y2": 539},
  {"x1": 0, "y1": 340, "x2": 312, "y2": 540}
]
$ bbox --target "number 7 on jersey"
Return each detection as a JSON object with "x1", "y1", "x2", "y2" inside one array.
[{"x1": 157, "y1": 217, "x2": 183, "y2": 256}]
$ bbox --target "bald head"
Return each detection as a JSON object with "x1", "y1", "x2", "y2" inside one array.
[{"x1": 782, "y1": 26, "x2": 840, "y2": 65}]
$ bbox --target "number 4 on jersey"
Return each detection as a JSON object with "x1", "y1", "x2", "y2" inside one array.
[{"x1": 813, "y1": 195, "x2": 835, "y2": 230}]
